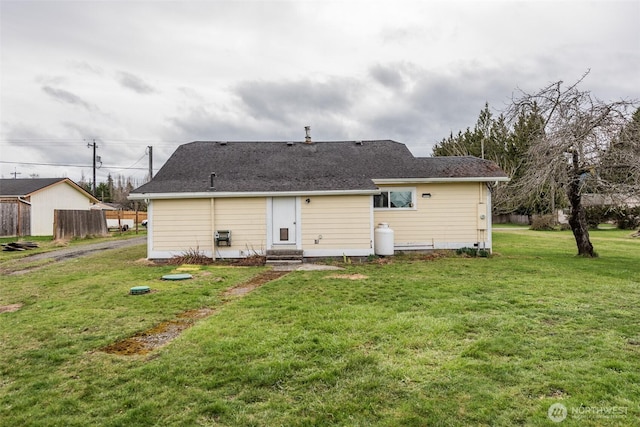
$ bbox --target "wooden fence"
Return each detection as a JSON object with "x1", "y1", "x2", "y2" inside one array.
[
  {"x1": 492, "y1": 213, "x2": 530, "y2": 225},
  {"x1": 104, "y1": 210, "x2": 147, "y2": 223},
  {"x1": 54, "y1": 210, "x2": 108, "y2": 240},
  {"x1": 0, "y1": 199, "x2": 31, "y2": 237}
]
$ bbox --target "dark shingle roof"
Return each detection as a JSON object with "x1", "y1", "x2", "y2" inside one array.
[
  {"x1": 0, "y1": 178, "x2": 69, "y2": 197},
  {"x1": 132, "y1": 140, "x2": 508, "y2": 194}
]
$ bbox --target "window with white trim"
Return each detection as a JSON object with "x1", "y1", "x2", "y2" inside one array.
[{"x1": 373, "y1": 188, "x2": 415, "y2": 209}]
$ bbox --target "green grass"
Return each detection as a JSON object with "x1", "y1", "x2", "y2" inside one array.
[
  {"x1": 1, "y1": 229, "x2": 639, "y2": 426},
  {"x1": 0, "y1": 231, "x2": 146, "y2": 262}
]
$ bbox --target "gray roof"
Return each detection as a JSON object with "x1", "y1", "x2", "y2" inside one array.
[
  {"x1": 0, "y1": 178, "x2": 70, "y2": 197},
  {"x1": 132, "y1": 140, "x2": 508, "y2": 194}
]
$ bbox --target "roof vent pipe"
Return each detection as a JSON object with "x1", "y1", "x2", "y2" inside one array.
[
  {"x1": 210, "y1": 172, "x2": 216, "y2": 189},
  {"x1": 304, "y1": 126, "x2": 312, "y2": 144}
]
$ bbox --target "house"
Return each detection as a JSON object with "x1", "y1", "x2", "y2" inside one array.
[
  {"x1": 0, "y1": 178, "x2": 99, "y2": 236},
  {"x1": 582, "y1": 193, "x2": 640, "y2": 208},
  {"x1": 129, "y1": 140, "x2": 509, "y2": 260}
]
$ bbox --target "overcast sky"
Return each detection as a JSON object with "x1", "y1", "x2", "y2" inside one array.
[{"x1": 1, "y1": 0, "x2": 639, "y2": 185}]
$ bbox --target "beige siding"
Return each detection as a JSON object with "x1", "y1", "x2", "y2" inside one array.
[
  {"x1": 148, "y1": 183, "x2": 491, "y2": 258},
  {"x1": 374, "y1": 183, "x2": 487, "y2": 245},
  {"x1": 30, "y1": 183, "x2": 92, "y2": 236},
  {"x1": 214, "y1": 198, "x2": 267, "y2": 252},
  {"x1": 301, "y1": 195, "x2": 371, "y2": 249},
  {"x1": 152, "y1": 199, "x2": 213, "y2": 252}
]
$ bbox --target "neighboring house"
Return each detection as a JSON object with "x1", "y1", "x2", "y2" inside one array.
[
  {"x1": 90, "y1": 201, "x2": 121, "y2": 211},
  {"x1": 583, "y1": 193, "x2": 640, "y2": 208},
  {"x1": 129, "y1": 140, "x2": 509, "y2": 259},
  {"x1": 0, "y1": 178, "x2": 99, "y2": 236}
]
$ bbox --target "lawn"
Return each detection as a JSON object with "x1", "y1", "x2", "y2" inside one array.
[
  {"x1": 1, "y1": 229, "x2": 638, "y2": 426},
  {"x1": 0, "y1": 230, "x2": 146, "y2": 256}
]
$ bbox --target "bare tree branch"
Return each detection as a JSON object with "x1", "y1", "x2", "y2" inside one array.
[{"x1": 506, "y1": 73, "x2": 639, "y2": 256}]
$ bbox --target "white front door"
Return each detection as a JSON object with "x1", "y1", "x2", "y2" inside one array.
[{"x1": 272, "y1": 197, "x2": 297, "y2": 245}]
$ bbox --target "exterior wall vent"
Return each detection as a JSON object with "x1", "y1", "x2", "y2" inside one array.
[
  {"x1": 355, "y1": 140, "x2": 363, "y2": 145},
  {"x1": 287, "y1": 141, "x2": 294, "y2": 146},
  {"x1": 219, "y1": 141, "x2": 227, "y2": 146}
]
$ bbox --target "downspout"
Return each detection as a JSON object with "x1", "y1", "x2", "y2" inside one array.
[
  {"x1": 486, "y1": 183, "x2": 493, "y2": 253},
  {"x1": 210, "y1": 198, "x2": 216, "y2": 261}
]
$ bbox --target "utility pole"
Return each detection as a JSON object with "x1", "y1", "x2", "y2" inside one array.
[
  {"x1": 147, "y1": 145, "x2": 153, "y2": 180},
  {"x1": 11, "y1": 168, "x2": 21, "y2": 179},
  {"x1": 87, "y1": 139, "x2": 98, "y2": 195}
]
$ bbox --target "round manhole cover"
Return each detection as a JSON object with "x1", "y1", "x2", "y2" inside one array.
[{"x1": 161, "y1": 273, "x2": 193, "y2": 281}]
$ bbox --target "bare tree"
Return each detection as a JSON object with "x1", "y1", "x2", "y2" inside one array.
[{"x1": 507, "y1": 73, "x2": 638, "y2": 256}]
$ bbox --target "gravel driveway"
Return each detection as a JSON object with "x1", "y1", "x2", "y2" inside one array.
[{"x1": 5, "y1": 236, "x2": 146, "y2": 275}]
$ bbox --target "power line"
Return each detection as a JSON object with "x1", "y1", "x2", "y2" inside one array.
[
  {"x1": 109, "y1": 153, "x2": 148, "y2": 172},
  {"x1": 0, "y1": 160, "x2": 149, "y2": 170},
  {"x1": 0, "y1": 139, "x2": 181, "y2": 146}
]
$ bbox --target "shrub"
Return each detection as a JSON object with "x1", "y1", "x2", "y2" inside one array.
[
  {"x1": 585, "y1": 206, "x2": 609, "y2": 229},
  {"x1": 168, "y1": 248, "x2": 213, "y2": 265},
  {"x1": 613, "y1": 206, "x2": 640, "y2": 230},
  {"x1": 456, "y1": 247, "x2": 489, "y2": 258},
  {"x1": 530, "y1": 215, "x2": 556, "y2": 231},
  {"x1": 584, "y1": 205, "x2": 640, "y2": 230}
]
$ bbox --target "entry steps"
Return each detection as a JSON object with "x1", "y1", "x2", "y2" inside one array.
[{"x1": 266, "y1": 249, "x2": 303, "y2": 265}]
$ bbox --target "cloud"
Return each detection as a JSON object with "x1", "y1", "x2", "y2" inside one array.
[
  {"x1": 2, "y1": 1, "x2": 638, "y2": 182},
  {"x1": 234, "y1": 77, "x2": 360, "y2": 123},
  {"x1": 167, "y1": 106, "x2": 250, "y2": 141},
  {"x1": 116, "y1": 71, "x2": 157, "y2": 94},
  {"x1": 370, "y1": 64, "x2": 407, "y2": 91},
  {"x1": 41, "y1": 86, "x2": 96, "y2": 111},
  {"x1": 70, "y1": 60, "x2": 104, "y2": 75}
]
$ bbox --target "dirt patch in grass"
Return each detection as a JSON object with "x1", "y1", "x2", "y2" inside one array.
[
  {"x1": 222, "y1": 270, "x2": 288, "y2": 296},
  {"x1": 540, "y1": 389, "x2": 569, "y2": 400},
  {"x1": 326, "y1": 273, "x2": 369, "y2": 280},
  {"x1": 102, "y1": 270, "x2": 288, "y2": 356},
  {"x1": 101, "y1": 308, "x2": 215, "y2": 356},
  {"x1": 0, "y1": 303, "x2": 23, "y2": 314},
  {"x1": 135, "y1": 258, "x2": 158, "y2": 266}
]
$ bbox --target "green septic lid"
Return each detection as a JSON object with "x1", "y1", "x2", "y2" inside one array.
[
  {"x1": 130, "y1": 286, "x2": 151, "y2": 295},
  {"x1": 161, "y1": 273, "x2": 193, "y2": 281}
]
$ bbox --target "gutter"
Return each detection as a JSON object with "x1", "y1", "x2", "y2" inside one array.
[
  {"x1": 129, "y1": 177, "x2": 512, "y2": 201},
  {"x1": 373, "y1": 177, "x2": 510, "y2": 184},
  {"x1": 128, "y1": 188, "x2": 381, "y2": 201}
]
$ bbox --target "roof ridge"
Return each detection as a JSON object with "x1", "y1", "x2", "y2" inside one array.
[{"x1": 187, "y1": 139, "x2": 399, "y2": 144}]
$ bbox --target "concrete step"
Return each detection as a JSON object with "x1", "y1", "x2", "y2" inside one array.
[
  {"x1": 266, "y1": 259, "x2": 303, "y2": 265},
  {"x1": 266, "y1": 249, "x2": 303, "y2": 257},
  {"x1": 266, "y1": 249, "x2": 303, "y2": 265},
  {"x1": 266, "y1": 254, "x2": 303, "y2": 260}
]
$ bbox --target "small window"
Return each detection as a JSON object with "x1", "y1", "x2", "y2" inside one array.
[{"x1": 373, "y1": 189, "x2": 415, "y2": 209}]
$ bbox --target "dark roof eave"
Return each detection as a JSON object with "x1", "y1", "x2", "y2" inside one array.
[{"x1": 129, "y1": 188, "x2": 382, "y2": 200}]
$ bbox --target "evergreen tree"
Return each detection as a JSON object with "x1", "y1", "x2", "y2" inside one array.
[
  {"x1": 600, "y1": 106, "x2": 640, "y2": 189},
  {"x1": 432, "y1": 102, "x2": 548, "y2": 215},
  {"x1": 96, "y1": 182, "x2": 111, "y2": 202}
]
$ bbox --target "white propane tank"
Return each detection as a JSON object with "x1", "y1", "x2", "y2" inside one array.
[{"x1": 374, "y1": 223, "x2": 394, "y2": 256}]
